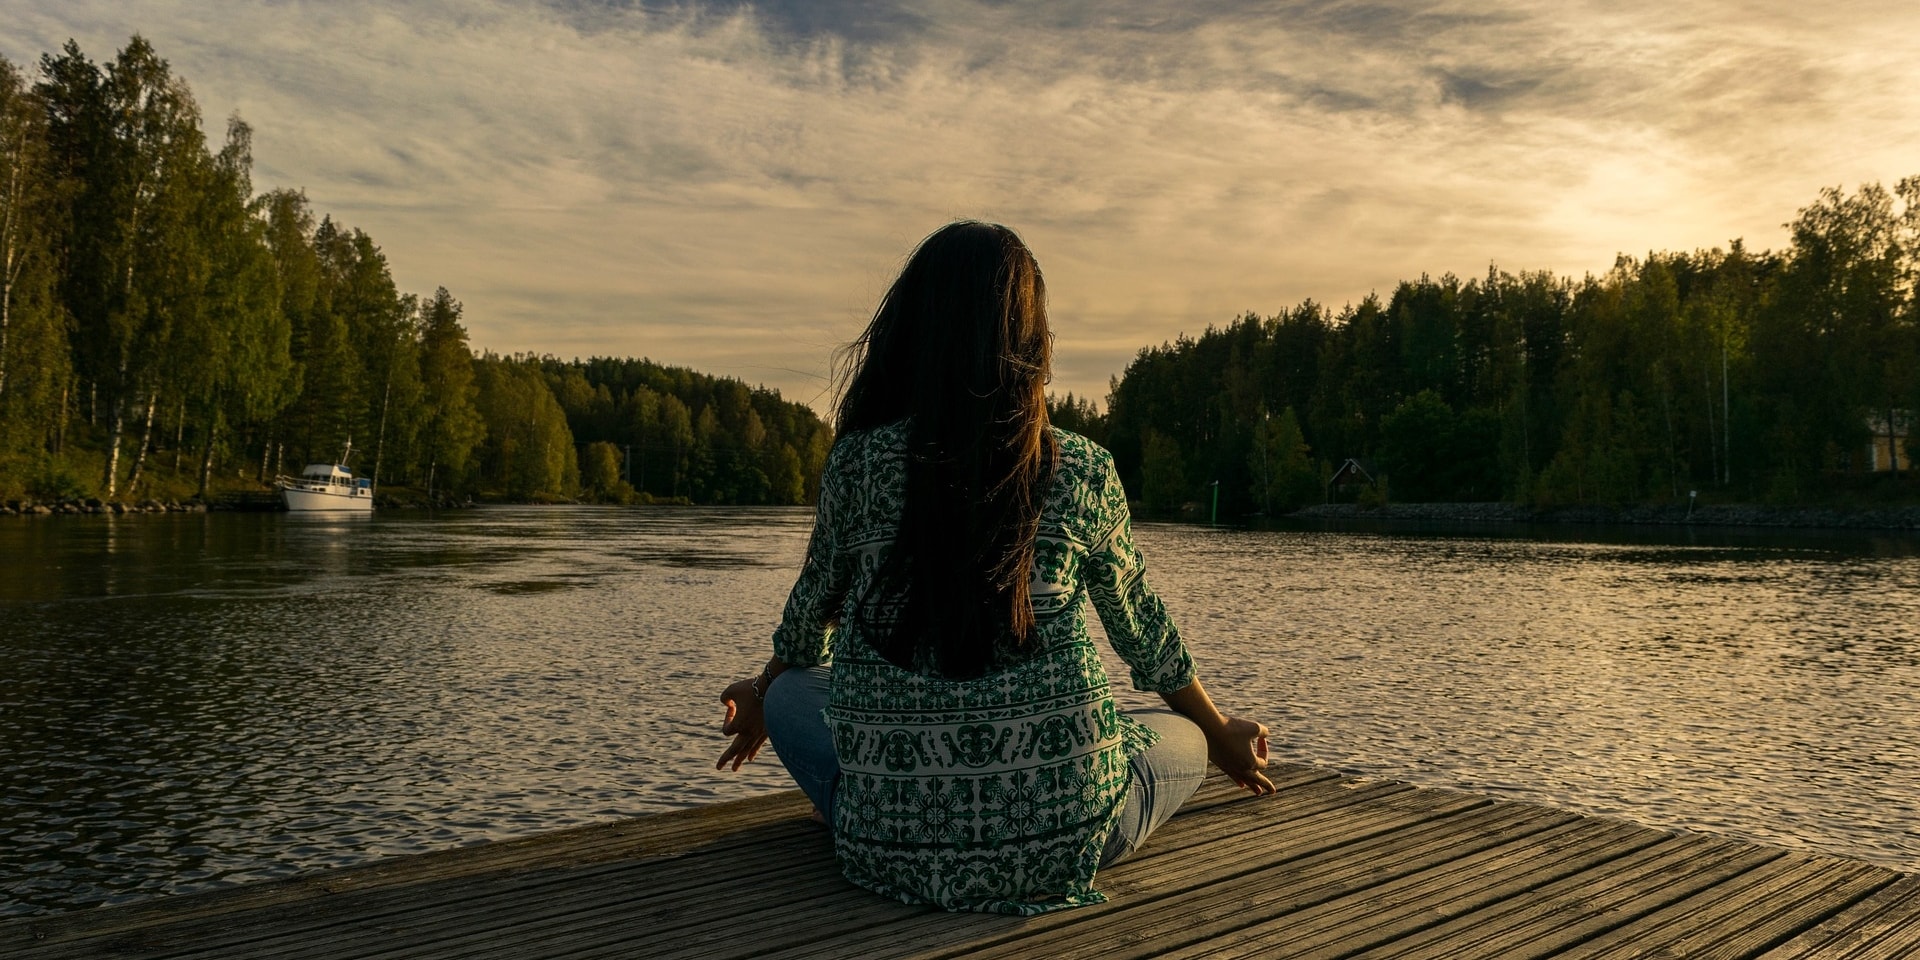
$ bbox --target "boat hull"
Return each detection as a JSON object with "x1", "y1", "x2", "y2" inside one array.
[{"x1": 279, "y1": 485, "x2": 374, "y2": 512}]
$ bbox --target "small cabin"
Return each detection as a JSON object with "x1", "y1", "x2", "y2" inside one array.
[{"x1": 1327, "y1": 458, "x2": 1376, "y2": 503}]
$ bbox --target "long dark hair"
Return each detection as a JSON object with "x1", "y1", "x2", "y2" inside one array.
[{"x1": 835, "y1": 221, "x2": 1058, "y2": 679}]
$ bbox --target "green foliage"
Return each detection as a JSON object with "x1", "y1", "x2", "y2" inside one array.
[
  {"x1": 1378, "y1": 391, "x2": 1454, "y2": 502},
  {"x1": 416, "y1": 287, "x2": 483, "y2": 495},
  {"x1": 1098, "y1": 183, "x2": 1920, "y2": 513},
  {"x1": 1247, "y1": 407, "x2": 1318, "y2": 511},
  {"x1": 1139, "y1": 428, "x2": 1187, "y2": 513},
  {"x1": 1356, "y1": 480, "x2": 1388, "y2": 508},
  {"x1": 770, "y1": 442, "x2": 806, "y2": 505},
  {"x1": 473, "y1": 355, "x2": 577, "y2": 501},
  {"x1": 0, "y1": 56, "x2": 67, "y2": 470},
  {"x1": 579, "y1": 440, "x2": 636, "y2": 503},
  {"x1": 14, "y1": 454, "x2": 90, "y2": 500},
  {"x1": 36, "y1": 37, "x2": 213, "y2": 497},
  {"x1": 536, "y1": 355, "x2": 829, "y2": 506},
  {"x1": 1376, "y1": 392, "x2": 1502, "y2": 503}
]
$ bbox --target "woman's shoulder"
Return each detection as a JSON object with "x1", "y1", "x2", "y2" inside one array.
[
  {"x1": 1045, "y1": 429, "x2": 1122, "y2": 519},
  {"x1": 827, "y1": 420, "x2": 909, "y2": 464},
  {"x1": 1048, "y1": 427, "x2": 1116, "y2": 478},
  {"x1": 829, "y1": 422, "x2": 1110, "y2": 486}
]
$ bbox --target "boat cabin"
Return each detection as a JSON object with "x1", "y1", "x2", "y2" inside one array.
[{"x1": 294, "y1": 463, "x2": 369, "y2": 492}]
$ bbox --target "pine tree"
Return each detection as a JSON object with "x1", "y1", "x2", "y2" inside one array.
[{"x1": 416, "y1": 287, "x2": 481, "y2": 499}]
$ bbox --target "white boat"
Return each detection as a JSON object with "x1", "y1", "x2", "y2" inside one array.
[{"x1": 277, "y1": 444, "x2": 374, "y2": 512}]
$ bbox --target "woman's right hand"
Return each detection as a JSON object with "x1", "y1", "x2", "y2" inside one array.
[
  {"x1": 1158, "y1": 677, "x2": 1276, "y2": 795},
  {"x1": 716, "y1": 677, "x2": 768, "y2": 772},
  {"x1": 1206, "y1": 715, "x2": 1275, "y2": 795}
]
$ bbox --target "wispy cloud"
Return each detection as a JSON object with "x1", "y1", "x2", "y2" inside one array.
[{"x1": 4, "y1": 0, "x2": 1917, "y2": 409}]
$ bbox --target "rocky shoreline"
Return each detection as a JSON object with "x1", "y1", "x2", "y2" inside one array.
[
  {"x1": 1, "y1": 494, "x2": 473, "y2": 515},
  {"x1": 1289, "y1": 501, "x2": 1920, "y2": 530},
  {"x1": 2, "y1": 497, "x2": 209, "y2": 516}
]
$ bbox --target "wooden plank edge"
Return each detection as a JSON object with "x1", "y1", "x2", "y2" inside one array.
[{"x1": 0, "y1": 791, "x2": 812, "y2": 954}]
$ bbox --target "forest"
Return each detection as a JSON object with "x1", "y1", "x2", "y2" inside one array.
[
  {"x1": 0, "y1": 37, "x2": 826, "y2": 506},
  {"x1": 1069, "y1": 179, "x2": 1920, "y2": 516}
]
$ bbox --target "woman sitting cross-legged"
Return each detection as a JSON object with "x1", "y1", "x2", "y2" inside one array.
[{"x1": 716, "y1": 220, "x2": 1273, "y2": 915}]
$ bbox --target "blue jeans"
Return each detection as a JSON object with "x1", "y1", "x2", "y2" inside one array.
[
  {"x1": 763, "y1": 666, "x2": 1208, "y2": 867},
  {"x1": 762, "y1": 666, "x2": 840, "y2": 818}
]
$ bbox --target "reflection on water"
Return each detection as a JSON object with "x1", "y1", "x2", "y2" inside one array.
[
  {"x1": 1, "y1": 507, "x2": 1917, "y2": 917},
  {"x1": 1123, "y1": 521, "x2": 1920, "y2": 877}
]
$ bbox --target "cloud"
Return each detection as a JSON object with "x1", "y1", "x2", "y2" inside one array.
[{"x1": 3, "y1": 0, "x2": 1918, "y2": 412}]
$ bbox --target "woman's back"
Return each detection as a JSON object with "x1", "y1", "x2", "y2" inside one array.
[{"x1": 773, "y1": 421, "x2": 1196, "y2": 913}]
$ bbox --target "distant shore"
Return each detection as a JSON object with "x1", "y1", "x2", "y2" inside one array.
[
  {"x1": 11, "y1": 496, "x2": 1920, "y2": 531},
  {"x1": 0, "y1": 494, "x2": 479, "y2": 516},
  {"x1": 1288, "y1": 501, "x2": 1920, "y2": 531}
]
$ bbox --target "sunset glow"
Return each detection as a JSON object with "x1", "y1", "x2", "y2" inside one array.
[{"x1": 7, "y1": 0, "x2": 1918, "y2": 409}]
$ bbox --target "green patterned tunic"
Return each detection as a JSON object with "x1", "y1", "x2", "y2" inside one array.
[{"x1": 772, "y1": 423, "x2": 1195, "y2": 914}]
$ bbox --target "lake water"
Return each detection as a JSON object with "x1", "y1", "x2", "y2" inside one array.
[{"x1": 2, "y1": 507, "x2": 1918, "y2": 918}]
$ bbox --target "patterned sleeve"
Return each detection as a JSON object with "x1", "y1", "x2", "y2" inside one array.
[
  {"x1": 771, "y1": 438, "x2": 852, "y2": 667},
  {"x1": 1082, "y1": 449, "x2": 1196, "y2": 694}
]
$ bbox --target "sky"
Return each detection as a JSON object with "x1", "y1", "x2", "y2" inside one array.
[{"x1": 4, "y1": 0, "x2": 1918, "y2": 413}]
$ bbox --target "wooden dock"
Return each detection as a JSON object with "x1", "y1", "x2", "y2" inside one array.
[{"x1": 6, "y1": 764, "x2": 1919, "y2": 959}]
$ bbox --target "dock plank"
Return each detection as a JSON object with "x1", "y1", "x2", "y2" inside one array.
[
  {"x1": 1153, "y1": 817, "x2": 1667, "y2": 960},
  {"x1": 943, "y1": 802, "x2": 1565, "y2": 960},
  {"x1": 1358, "y1": 834, "x2": 1776, "y2": 959},
  {"x1": 1551, "y1": 855, "x2": 1898, "y2": 960},
  {"x1": 838, "y1": 786, "x2": 1507, "y2": 960},
  {"x1": 1761, "y1": 876, "x2": 1920, "y2": 960},
  {"x1": 2, "y1": 765, "x2": 1912, "y2": 960},
  {"x1": 3, "y1": 790, "x2": 809, "y2": 954}
]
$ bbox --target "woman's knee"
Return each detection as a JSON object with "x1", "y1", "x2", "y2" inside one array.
[
  {"x1": 764, "y1": 667, "x2": 834, "y2": 767},
  {"x1": 1128, "y1": 710, "x2": 1208, "y2": 780},
  {"x1": 765, "y1": 666, "x2": 830, "y2": 724},
  {"x1": 761, "y1": 667, "x2": 839, "y2": 819}
]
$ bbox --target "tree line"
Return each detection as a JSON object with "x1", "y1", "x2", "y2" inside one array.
[
  {"x1": 0, "y1": 36, "x2": 826, "y2": 506},
  {"x1": 10, "y1": 37, "x2": 1912, "y2": 515},
  {"x1": 1072, "y1": 179, "x2": 1920, "y2": 515},
  {"x1": 482, "y1": 354, "x2": 832, "y2": 506}
]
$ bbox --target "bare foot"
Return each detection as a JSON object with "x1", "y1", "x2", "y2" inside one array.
[{"x1": 808, "y1": 807, "x2": 828, "y2": 827}]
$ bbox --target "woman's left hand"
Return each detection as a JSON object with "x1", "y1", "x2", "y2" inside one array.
[
  {"x1": 1205, "y1": 715, "x2": 1276, "y2": 795},
  {"x1": 715, "y1": 677, "x2": 768, "y2": 771}
]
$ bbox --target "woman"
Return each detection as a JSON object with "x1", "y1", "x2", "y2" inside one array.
[{"x1": 716, "y1": 221, "x2": 1272, "y2": 915}]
